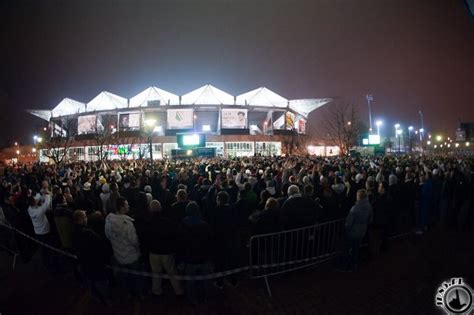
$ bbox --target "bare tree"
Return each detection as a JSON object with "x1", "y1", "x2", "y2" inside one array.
[
  {"x1": 40, "y1": 119, "x2": 74, "y2": 165},
  {"x1": 320, "y1": 102, "x2": 362, "y2": 155}
]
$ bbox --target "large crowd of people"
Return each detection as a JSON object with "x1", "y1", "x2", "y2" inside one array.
[{"x1": 0, "y1": 154, "x2": 473, "y2": 303}]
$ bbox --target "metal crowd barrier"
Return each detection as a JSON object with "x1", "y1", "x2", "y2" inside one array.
[
  {"x1": 0, "y1": 222, "x2": 20, "y2": 269},
  {"x1": 249, "y1": 219, "x2": 346, "y2": 296}
]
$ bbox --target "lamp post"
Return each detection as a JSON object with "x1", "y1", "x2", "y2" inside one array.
[
  {"x1": 408, "y1": 126, "x2": 413, "y2": 152},
  {"x1": 145, "y1": 119, "x2": 156, "y2": 160},
  {"x1": 376, "y1": 120, "x2": 383, "y2": 137},
  {"x1": 396, "y1": 129, "x2": 403, "y2": 153}
]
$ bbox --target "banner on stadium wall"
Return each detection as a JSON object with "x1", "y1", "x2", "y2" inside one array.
[
  {"x1": 119, "y1": 113, "x2": 141, "y2": 129},
  {"x1": 167, "y1": 109, "x2": 193, "y2": 129},
  {"x1": 285, "y1": 112, "x2": 295, "y2": 130},
  {"x1": 221, "y1": 108, "x2": 248, "y2": 129},
  {"x1": 78, "y1": 115, "x2": 97, "y2": 134},
  {"x1": 298, "y1": 119, "x2": 306, "y2": 134}
]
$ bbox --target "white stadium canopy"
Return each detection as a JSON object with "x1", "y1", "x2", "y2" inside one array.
[
  {"x1": 86, "y1": 91, "x2": 128, "y2": 111},
  {"x1": 181, "y1": 84, "x2": 235, "y2": 105},
  {"x1": 129, "y1": 86, "x2": 179, "y2": 107},
  {"x1": 289, "y1": 99, "x2": 332, "y2": 118},
  {"x1": 27, "y1": 84, "x2": 332, "y2": 121},
  {"x1": 236, "y1": 87, "x2": 288, "y2": 107}
]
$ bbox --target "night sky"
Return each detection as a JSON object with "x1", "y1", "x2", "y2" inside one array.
[{"x1": 1, "y1": 0, "x2": 473, "y2": 147}]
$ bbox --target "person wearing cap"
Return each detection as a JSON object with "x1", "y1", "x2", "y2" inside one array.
[{"x1": 27, "y1": 191, "x2": 56, "y2": 271}]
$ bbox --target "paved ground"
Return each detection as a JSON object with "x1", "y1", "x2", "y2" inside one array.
[{"x1": 1, "y1": 225, "x2": 473, "y2": 315}]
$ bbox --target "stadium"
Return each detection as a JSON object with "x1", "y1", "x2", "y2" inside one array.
[{"x1": 28, "y1": 84, "x2": 331, "y2": 161}]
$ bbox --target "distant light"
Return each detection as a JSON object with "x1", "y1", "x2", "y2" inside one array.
[
  {"x1": 110, "y1": 125, "x2": 114, "y2": 129},
  {"x1": 33, "y1": 135, "x2": 38, "y2": 140},
  {"x1": 408, "y1": 126, "x2": 414, "y2": 131},
  {"x1": 427, "y1": 141, "x2": 431, "y2": 145},
  {"x1": 428, "y1": 134, "x2": 432, "y2": 139},
  {"x1": 16, "y1": 150, "x2": 20, "y2": 155},
  {"x1": 419, "y1": 128, "x2": 424, "y2": 133},
  {"x1": 193, "y1": 115, "x2": 197, "y2": 119},
  {"x1": 415, "y1": 131, "x2": 418, "y2": 134},
  {"x1": 43, "y1": 127, "x2": 47, "y2": 131},
  {"x1": 347, "y1": 121, "x2": 352, "y2": 126},
  {"x1": 186, "y1": 149, "x2": 193, "y2": 156},
  {"x1": 153, "y1": 126, "x2": 162, "y2": 133},
  {"x1": 455, "y1": 143, "x2": 459, "y2": 148},
  {"x1": 145, "y1": 119, "x2": 157, "y2": 127},
  {"x1": 37, "y1": 137, "x2": 43, "y2": 143},
  {"x1": 32, "y1": 148, "x2": 36, "y2": 153},
  {"x1": 444, "y1": 142, "x2": 447, "y2": 145},
  {"x1": 376, "y1": 120, "x2": 383, "y2": 127},
  {"x1": 440, "y1": 144, "x2": 444, "y2": 148},
  {"x1": 467, "y1": 142, "x2": 471, "y2": 147},
  {"x1": 436, "y1": 135, "x2": 442, "y2": 142},
  {"x1": 447, "y1": 144, "x2": 451, "y2": 148},
  {"x1": 394, "y1": 124, "x2": 400, "y2": 129},
  {"x1": 202, "y1": 124, "x2": 211, "y2": 132},
  {"x1": 362, "y1": 138, "x2": 369, "y2": 145},
  {"x1": 14, "y1": 142, "x2": 18, "y2": 146},
  {"x1": 263, "y1": 121, "x2": 268, "y2": 126},
  {"x1": 396, "y1": 129, "x2": 403, "y2": 135},
  {"x1": 434, "y1": 145, "x2": 437, "y2": 149}
]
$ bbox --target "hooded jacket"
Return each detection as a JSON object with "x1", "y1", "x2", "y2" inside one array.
[
  {"x1": 105, "y1": 212, "x2": 140, "y2": 264},
  {"x1": 345, "y1": 198, "x2": 373, "y2": 239}
]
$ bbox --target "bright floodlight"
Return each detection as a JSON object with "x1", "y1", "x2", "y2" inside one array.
[
  {"x1": 419, "y1": 128, "x2": 424, "y2": 133},
  {"x1": 202, "y1": 124, "x2": 211, "y2": 132},
  {"x1": 408, "y1": 126, "x2": 414, "y2": 131},
  {"x1": 33, "y1": 135, "x2": 38, "y2": 140},
  {"x1": 394, "y1": 123, "x2": 400, "y2": 129},
  {"x1": 436, "y1": 135, "x2": 442, "y2": 142},
  {"x1": 145, "y1": 119, "x2": 157, "y2": 127},
  {"x1": 37, "y1": 137, "x2": 43, "y2": 143},
  {"x1": 376, "y1": 120, "x2": 383, "y2": 127},
  {"x1": 396, "y1": 129, "x2": 403, "y2": 135}
]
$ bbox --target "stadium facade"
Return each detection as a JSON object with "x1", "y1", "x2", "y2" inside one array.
[{"x1": 28, "y1": 84, "x2": 331, "y2": 161}]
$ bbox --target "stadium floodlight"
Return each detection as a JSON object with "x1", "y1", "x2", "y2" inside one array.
[
  {"x1": 394, "y1": 123, "x2": 400, "y2": 129},
  {"x1": 408, "y1": 126, "x2": 414, "y2": 131},
  {"x1": 396, "y1": 129, "x2": 403, "y2": 135}
]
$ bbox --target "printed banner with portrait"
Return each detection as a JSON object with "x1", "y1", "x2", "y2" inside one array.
[
  {"x1": 78, "y1": 115, "x2": 97, "y2": 134},
  {"x1": 221, "y1": 108, "x2": 248, "y2": 129}
]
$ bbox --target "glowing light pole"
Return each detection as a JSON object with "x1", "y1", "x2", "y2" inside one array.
[
  {"x1": 145, "y1": 119, "x2": 157, "y2": 160},
  {"x1": 376, "y1": 120, "x2": 383, "y2": 137}
]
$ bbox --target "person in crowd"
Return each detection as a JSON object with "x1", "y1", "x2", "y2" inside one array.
[
  {"x1": 166, "y1": 189, "x2": 189, "y2": 223},
  {"x1": 72, "y1": 210, "x2": 111, "y2": 303},
  {"x1": 340, "y1": 189, "x2": 373, "y2": 272},
  {"x1": 106, "y1": 183, "x2": 120, "y2": 214},
  {"x1": 105, "y1": 197, "x2": 144, "y2": 299},
  {"x1": 99, "y1": 183, "x2": 110, "y2": 215},
  {"x1": 369, "y1": 182, "x2": 392, "y2": 257},
  {"x1": 177, "y1": 201, "x2": 213, "y2": 304},
  {"x1": 142, "y1": 200, "x2": 183, "y2": 296},
  {"x1": 249, "y1": 197, "x2": 281, "y2": 234},
  {"x1": 281, "y1": 185, "x2": 318, "y2": 229},
  {"x1": 27, "y1": 191, "x2": 58, "y2": 271}
]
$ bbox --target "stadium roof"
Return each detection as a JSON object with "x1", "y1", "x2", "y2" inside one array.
[
  {"x1": 129, "y1": 86, "x2": 180, "y2": 107},
  {"x1": 27, "y1": 84, "x2": 331, "y2": 120},
  {"x1": 87, "y1": 91, "x2": 128, "y2": 111},
  {"x1": 236, "y1": 87, "x2": 288, "y2": 107},
  {"x1": 181, "y1": 84, "x2": 234, "y2": 105}
]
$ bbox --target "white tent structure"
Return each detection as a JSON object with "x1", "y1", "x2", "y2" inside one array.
[
  {"x1": 51, "y1": 98, "x2": 86, "y2": 117},
  {"x1": 129, "y1": 86, "x2": 180, "y2": 107},
  {"x1": 181, "y1": 84, "x2": 235, "y2": 105},
  {"x1": 86, "y1": 91, "x2": 128, "y2": 111},
  {"x1": 28, "y1": 110, "x2": 52, "y2": 122},
  {"x1": 236, "y1": 87, "x2": 288, "y2": 108},
  {"x1": 289, "y1": 99, "x2": 332, "y2": 118}
]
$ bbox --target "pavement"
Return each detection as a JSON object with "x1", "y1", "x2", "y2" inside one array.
[{"x1": 0, "y1": 225, "x2": 473, "y2": 315}]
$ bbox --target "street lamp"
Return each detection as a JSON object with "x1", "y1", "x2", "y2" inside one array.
[
  {"x1": 436, "y1": 135, "x2": 442, "y2": 142},
  {"x1": 145, "y1": 119, "x2": 157, "y2": 160},
  {"x1": 408, "y1": 126, "x2": 414, "y2": 152},
  {"x1": 396, "y1": 129, "x2": 403, "y2": 152},
  {"x1": 376, "y1": 120, "x2": 383, "y2": 136}
]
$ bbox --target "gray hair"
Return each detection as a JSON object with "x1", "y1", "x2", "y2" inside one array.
[{"x1": 287, "y1": 185, "x2": 300, "y2": 196}]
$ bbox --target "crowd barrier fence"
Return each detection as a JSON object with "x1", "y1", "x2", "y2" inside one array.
[{"x1": 0, "y1": 219, "x2": 412, "y2": 297}]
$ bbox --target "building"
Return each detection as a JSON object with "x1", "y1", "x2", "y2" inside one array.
[{"x1": 28, "y1": 85, "x2": 331, "y2": 161}]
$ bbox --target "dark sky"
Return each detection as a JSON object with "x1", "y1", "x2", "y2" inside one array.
[{"x1": 1, "y1": 0, "x2": 473, "y2": 146}]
